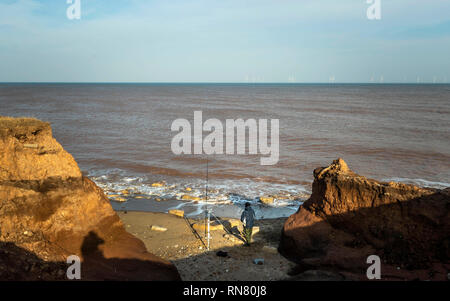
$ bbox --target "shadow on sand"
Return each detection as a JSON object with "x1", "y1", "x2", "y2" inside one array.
[{"x1": 0, "y1": 230, "x2": 181, "y2": 281}]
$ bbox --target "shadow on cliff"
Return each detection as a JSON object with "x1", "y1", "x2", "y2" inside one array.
[
  {"x1": 80, "y1": 231, "x2": 180, "y2": 281},
  {"x1": 0, "y1": 231, "x2": 181, "y2": 281},
  {"x1": 0, "y1": 241, "x2": 68, "y2": 281},
  {"x1": 279, "y1": 190, "x2": 450, "y2": 281}
]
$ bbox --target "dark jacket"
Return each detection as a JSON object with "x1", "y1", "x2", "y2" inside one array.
[{"x1": 241, "y1": 206, "x2": 256, "y2": 228}]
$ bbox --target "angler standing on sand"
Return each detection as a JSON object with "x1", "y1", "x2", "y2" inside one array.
[{"x1": 241, "y1": 202, "x2": 256, "y2": 246}]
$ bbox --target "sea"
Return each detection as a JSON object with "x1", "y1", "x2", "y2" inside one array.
[{"x1": 1, "y1": 83, "x2": 449, "y2": 219}]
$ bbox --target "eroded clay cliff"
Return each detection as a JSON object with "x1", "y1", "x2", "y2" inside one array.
[
  {"x1": 0, "y1": 117, "x2": 180, "y2": 280},
  {"x1": 281, "y1": 158, "x2": 449, "y2": 280}
]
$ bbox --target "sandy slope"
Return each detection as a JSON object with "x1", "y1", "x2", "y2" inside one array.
[{"x1": 117, "y1": 211, "x2": 296, "y2": 281}]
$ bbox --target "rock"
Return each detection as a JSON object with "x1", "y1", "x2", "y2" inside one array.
[
  {"x1": 280, "y1": 158, "x2": 450, "y2": 279},
  {"x1": 193, "y1": 221, "x2": 223, "y2": 232},
  {"x1": 262, "y1": 246, "x2": 278, "y2": 254},
  {"x1": 0, "y1": 116, "x2": 180, "y2": 281},
  {"x1": 259, "y1": 196, "x2": 274, "y2": 205},
  {"x1": 120, "y1": 189, "x2": 130, "y2": 195},
  {"x1": 151, "y1": 225, "x2": 168, "y2": 232},
  {"x1": 185, "y1": 187, "x2": 192, "y2": 192},
  {"x1": 182, "y1": 195, "x2": 203, "y2": 201},
  {"x1": 168, "y1": 209, "x2": 184, "y2": 218}
]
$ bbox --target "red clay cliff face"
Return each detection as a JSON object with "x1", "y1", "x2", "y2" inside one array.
[
  {"x1": 281, "y1": 158, "x2": 450, "y2": 281},
  {"x1": 0, "y1": 117, "x2": 180, "y2": 280}
]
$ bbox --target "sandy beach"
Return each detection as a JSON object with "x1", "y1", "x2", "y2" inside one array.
[{"x1": 117, "y1": 211, "x2": 296, "y2": 281}]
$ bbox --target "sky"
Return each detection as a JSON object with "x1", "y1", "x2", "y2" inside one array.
[{"x1": 0, "y1": 0, "x2": 449, "y2": 83}]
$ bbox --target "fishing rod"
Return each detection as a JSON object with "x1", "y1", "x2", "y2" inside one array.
[{"x1": 205, "y1": 156, "x2": 211, "y2": 250}]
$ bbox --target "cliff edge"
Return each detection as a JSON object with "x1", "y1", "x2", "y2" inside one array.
[
  {"x1": 0, "y1": 117, "x2": 180, "y2": 280},
  {"x1": 280, "y1": 158, "x2": 449, "y2": 280}
]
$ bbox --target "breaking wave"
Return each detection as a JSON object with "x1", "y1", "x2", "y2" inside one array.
[
  {"x1": 382, "y1": 177, "x2": 449, "y2": 190},
  {"x1": 88, "y1": 168, "x2": 309, "y2": 219}
]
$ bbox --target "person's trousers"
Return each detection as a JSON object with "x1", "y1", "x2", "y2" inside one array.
[{"x1": 243, "y1": 226, "x2": 253, "y2": 245}]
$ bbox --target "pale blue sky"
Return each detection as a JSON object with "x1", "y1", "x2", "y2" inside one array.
[{"x1": 1, "y1": 0, "x2": 449, "y2": 83}]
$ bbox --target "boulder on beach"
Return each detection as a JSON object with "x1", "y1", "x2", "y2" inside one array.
[
  {"x1": 0, "y1": 117, "x2": 180, "y2": 281},
  {"x1": 259, "y1": 196, "x2": 275, "y2": 205},
  {"x1": 182, "y1": 195, "x2": 203, "y2": 201},
  {"x1": 280, "y1": 158, "x2": 450, "y2": 281},
  {"x1": 263, "y1": 245, "x2": 278, "y2": 254},
  {"x1": 114, "y1": 197, "x2": 127, "y2": 202},
  {"x1": 168, "y1": 209, "x2": 184, "y2": 218},
  {"x1": 252, "y1": 226, "x2": 260, "y2": 235},
  {"x1": 193, "y1": 221, "x2": 224, "y2": 232},
  {"x1": 151, "y1": 225, "x2": 168, "y2": 232}
]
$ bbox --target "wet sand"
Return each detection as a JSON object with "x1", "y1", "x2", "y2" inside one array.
[{"x1": 117, "y1": 211, "x2": 296, "y2": 281}]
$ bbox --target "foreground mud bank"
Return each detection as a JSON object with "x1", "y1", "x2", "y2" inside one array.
[
  {"x1": 280, "y1": 159, "x2": 450, "y2": 281},
  {"x1": 0, "y1": 117, "x2": 180, "y2": 280}
]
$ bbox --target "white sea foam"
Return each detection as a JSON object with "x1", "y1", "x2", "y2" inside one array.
[
  {"x1": 382, "y1": 177, "x2": 449, "y2": 189},
  {"x1": 89, "y1": 169, "x2": 308, "y2": 211}
]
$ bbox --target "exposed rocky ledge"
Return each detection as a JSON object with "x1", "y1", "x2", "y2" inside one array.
[
  {"x1": 280, "y1": 158, "x2": 449, "y2": 281},
  {"x1": 0, "y1": 117, "x2": 180, "y2": 280}
]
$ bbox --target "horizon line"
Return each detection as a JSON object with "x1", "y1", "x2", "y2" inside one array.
[{"x1": 0, "y1": 82, "x2": 449, "y2": 85}]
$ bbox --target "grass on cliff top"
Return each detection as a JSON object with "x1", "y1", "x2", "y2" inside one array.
[{"x1": 0, "y1": 116, "x2": 49, "y2": 131}]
